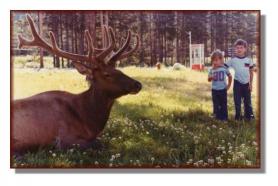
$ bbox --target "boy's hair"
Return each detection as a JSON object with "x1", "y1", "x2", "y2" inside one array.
[
  {"x1": 211, "y1": 50, "x2": 224, "y2": 62},
  {"x1": 234, "y1": 39, "x2": 248, "y2": 48}
]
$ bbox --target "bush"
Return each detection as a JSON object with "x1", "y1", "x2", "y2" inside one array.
[{"x1": 172, "y1": 63, "x2": 186, "y2": 71}]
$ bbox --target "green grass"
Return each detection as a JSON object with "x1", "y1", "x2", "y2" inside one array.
[{"x1": 12, "y1": 57, "x2": 259, "y2": 168}]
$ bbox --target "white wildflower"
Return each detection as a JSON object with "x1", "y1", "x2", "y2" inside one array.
[
  {"x1": 208, "y1": 158, "x2": 215, "y2": 164},
  {"x1": 246, "y1": 160, "x2": 252, "y2": 166},
  {"x1": 238, "y1": 152, "x2": 245, "y2": 159},
  {"x1": 115, "y1": 153, "x2": 121, "y2": 158},
  {"x1": 110, "y1": 156, "x2": 115, "y2": 161},
  {"x1": 216, "y1": 156, "x2": 221, "y2": 162}
]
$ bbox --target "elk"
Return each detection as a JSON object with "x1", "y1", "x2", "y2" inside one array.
[{"x1": 12, "y1": 15, "x2": 142, "y2": 153}]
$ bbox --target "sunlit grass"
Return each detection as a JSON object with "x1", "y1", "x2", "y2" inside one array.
[{"x1": 12, "y1": 57, "x2": 259, "y2": 168}]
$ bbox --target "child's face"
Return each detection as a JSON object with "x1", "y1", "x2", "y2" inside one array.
[
  {"x1": 235, "y1": 45, "x2": 247, "y2": 57},
  {"x1": 212, "y1": 57, "x2": 223, "y2": 67}
]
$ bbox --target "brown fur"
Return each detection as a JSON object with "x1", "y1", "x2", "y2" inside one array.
[{"x1": 13, "y1": 75, "x2": 141, "y2": 153}]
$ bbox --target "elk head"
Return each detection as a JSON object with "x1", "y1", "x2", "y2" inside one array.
[{"x1": 18, "y1": 15, "x2": 142, "y2": 99}]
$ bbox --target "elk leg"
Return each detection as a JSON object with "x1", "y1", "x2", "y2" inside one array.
[
  {"x1": 55, "y1": 136, "x2": 103, "y2": 150},
  {"x1": 71, "y1": 138, "x2": 104, "y2": 151},
  {"x1": 90, "y1": 138, "x2": 104, "y2": 150}
]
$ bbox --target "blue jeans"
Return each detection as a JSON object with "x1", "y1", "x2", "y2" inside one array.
[
  {"x1": 233, "y1": 80, "x2": 254, "y2": 120},
  {"x1": 212, "y1": 89, "x2": 228, "y2": 121}
]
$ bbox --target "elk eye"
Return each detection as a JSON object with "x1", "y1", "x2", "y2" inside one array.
[{"x1": 103, "y1": 72, "x2": 110, "y2": 78}]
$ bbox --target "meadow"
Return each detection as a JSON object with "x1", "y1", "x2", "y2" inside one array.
[{"x1": 12, "y1": 57, "x2": 259, "y2": 168}]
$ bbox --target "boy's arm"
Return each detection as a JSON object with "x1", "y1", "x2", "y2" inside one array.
[
  {"x1": 224, "y1": 58, "x2": 232, "y2": 68},
  {"x1": 208, "y1": 69, "x2": 213, "y2": 82},
  {"x1": 249, "y1": 68, "x2": 254, "y2": 92},
  {"x1": 227, "y1": 74, "x2": 232, "y2": 90},
  {"x1": 226, "y1": 68, "x2": 232, "y2": 90},
  {"x1": 249, "y1": 59, "x2": 255, "y2": 92}
]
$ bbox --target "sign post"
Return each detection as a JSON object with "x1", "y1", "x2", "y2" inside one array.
[
  {"x1": 191, "y1": 44, "x2": 205, "y2": 71},
  {"x1": 185, "y1": 31, "x2": 192, "y2": 68},
  {"x1": 189, "y1": 31, "x2": 192, "y2": 68}
]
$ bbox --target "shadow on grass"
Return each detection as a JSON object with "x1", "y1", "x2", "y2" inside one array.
[{"x1": 111, "y1": 100, "x2": 214, "y2": 124}]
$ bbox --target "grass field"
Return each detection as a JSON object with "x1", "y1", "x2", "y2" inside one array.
[{"x1": 12, "y1": 57, "x2": 259, "y2": 168}]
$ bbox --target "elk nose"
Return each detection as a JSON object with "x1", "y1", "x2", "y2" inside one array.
[{"x1": 134, "y1": 81, "x2": 142, "y2": 92}]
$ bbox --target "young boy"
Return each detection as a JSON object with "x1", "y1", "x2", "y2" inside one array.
[
  {"x1": 208, "y1": 50, "x2": 232, "y2": 121},
  {"x1": 225, "y1": 39, "x2": 255, "y2": 121}
]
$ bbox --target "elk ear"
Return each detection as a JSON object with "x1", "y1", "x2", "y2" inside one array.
[{"x1": 72, "y1": 62, "x2": 92, "y2": 76}]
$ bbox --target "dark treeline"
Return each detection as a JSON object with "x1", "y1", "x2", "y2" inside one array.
[{"x1": 12, "y1": 11, "x2": 259, "y2": 68}]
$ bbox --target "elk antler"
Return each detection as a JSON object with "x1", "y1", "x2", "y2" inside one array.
[
  {"x1": 115, "y1": 34, "x2": 139, "y2": 61},
  {"x1": 85, "y1": 30, "x2": 94, "y2": 60},
  {"x1": 108, "y1": 31, "x2": 139, "y2": 66},
  {"x1": 96, "y1": 26, "x2": 116, "y2": 60},
  {"x1": 18, "y1": 15, "x2": 94, "y2": 66},
  {"x1": 18, "y1": 14, "x2": 139, "y2": 68}
]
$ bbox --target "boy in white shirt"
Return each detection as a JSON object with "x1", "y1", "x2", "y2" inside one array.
[{"x1": 225, "y1": 39, "x2": 255, "y2": 121}]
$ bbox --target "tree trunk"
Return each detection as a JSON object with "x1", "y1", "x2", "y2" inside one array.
[
  {"x1": 65, "y1": 15, "x2": 70, "y2": 67},
  {"x1": 139, "y1": 13, "x2": 144, "y2": 66},
  {"x1": 175, "y1": 12, "x2": 180, "y2": 63},
  {"x1": 59, "y1": 14, "x2": 64, "y2": 68},
  {"x1": 38, "y1": 12, "x2": 44, "y2": 68}
]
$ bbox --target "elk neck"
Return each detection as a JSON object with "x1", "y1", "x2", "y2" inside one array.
[{"x1": 76, "y1": 84, "x2": 115, "y2": 132}]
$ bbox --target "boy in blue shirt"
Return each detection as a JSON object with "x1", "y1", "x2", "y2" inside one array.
[
  {"x1": 208, "y1": 50, "x2": 232, "y2": 121},
  {"x1": 225, "y1": 39, "x2": 255, "y2": 121}
]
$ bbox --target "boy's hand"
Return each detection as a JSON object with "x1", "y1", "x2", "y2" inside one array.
[
  {"x1": 249, "y1": 84, "x2": 252, "y2": 92},
  {"x1": 208, "y1": 75, "x2": 214, "y2": 82},
  {"x1": 227, "y1": 74, "x2": 232, "y2": 91}
]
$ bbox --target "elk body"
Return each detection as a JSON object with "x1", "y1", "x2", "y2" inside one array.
[{"x1": 12, "y1": 15, "x2": 142, "y2": 153}]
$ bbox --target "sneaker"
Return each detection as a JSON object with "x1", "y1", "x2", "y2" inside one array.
[{"x1": 244, "y1": 114, "x2": 255, "y2": 121}]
